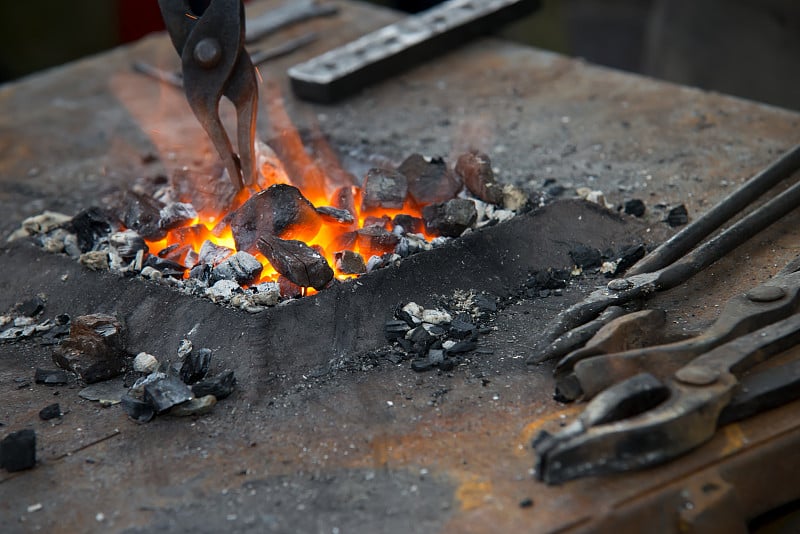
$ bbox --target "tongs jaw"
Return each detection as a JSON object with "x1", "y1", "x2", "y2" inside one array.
[{"x1": 159, "y1": 0, "x2": 258, "y2": 191}]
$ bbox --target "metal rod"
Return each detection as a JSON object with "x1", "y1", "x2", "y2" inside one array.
[{"x1": 628, "y1": 144, "x2": 800, "y2": 276}]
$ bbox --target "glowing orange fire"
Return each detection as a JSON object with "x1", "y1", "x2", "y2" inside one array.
[{"x1": 144, "y1": 85, "x2": 433, "y2": 289}]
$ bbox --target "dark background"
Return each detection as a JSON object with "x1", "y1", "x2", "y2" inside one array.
[{"x1": 0, "y1": 0, "x2": 798, "y2": 111}]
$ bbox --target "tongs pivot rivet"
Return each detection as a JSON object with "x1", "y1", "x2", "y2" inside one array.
[
  {"x1": 194, "y1": 38, "x2": 222, "y2": 69},
  {"x1": 675, "y1": 366, "x2": 719, "y2": 386},
  {"x1": 746, "y1": 285, "x2": 786, "y2": 303}
]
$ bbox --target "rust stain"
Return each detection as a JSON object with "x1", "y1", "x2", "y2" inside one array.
[
  {"x1": 720, "y1": 424, "x2": 747, "y2": 456},
  {"x1": 454, "y1": 475, "x2": 494, "y2": 511},
  {"x1": 515, "y1": 405, "x2": 584, "y2": 457}
]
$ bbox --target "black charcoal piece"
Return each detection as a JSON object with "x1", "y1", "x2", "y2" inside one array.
[
  {"x1": 399, "y1": 154, "x2": 461, "y2": 205},
  {"x1": 569, "y1": 244, "x2": 602, "y2": 269},
  {"x1": 278, "y1": 276, "x2": 303, "y2": 298},
  {"x1": 623, "y1": 199, "x2": 646, "y2": 217},
  {"x1": 392, "y1": 214, "x2": 424, "y2": 234},
  {"x1": 179, "y1": 348, "x2": 212, "y2": 385},
  {"x1": 335, "y1": 250, "x2": 366, "y2": 275},
  {"x1": 438, "y1": 357, "x2": 456, "y2": 372},
  {"x1": 168, "y1": 395, "x2": 217, "y2": 417},
  {"x1": 198, "y1": 240, "x2": 235, "y2": 266},
  {"x1": 384, "y1": 320, "x2": 411, "y2": 342},
  {"x1": 448, "y1": 316, "x2": 476, "y2": 339},
  {"x1": 422, "y1": 198, "x2": 478, "y2": 238},
  {"x1": 361, "y1": 168, "x2": 408, "y2": 211},
  {"x1": 0, "y1": 429, "x2": 36, "y2": 472},
  {"x1": 408, "y1": 326, "x2": 437, "y2": 354},
  {"x1": 120, "y1": 190, "x2": 166, "y2": 240},
  {"x1": 120, "y1": 395, "x2": 155, "y2": 423},
  {"x1": 257, "y1": 235, "x2": 333, "y2": 290},
  {"x1": 38, "y1": 403, "x2": 61, "y2": 421},
  {"x1": 615, "y1": 243, "x2": 646, "y2": 274},
  {"x1": 666, "y1": 204, "x2": 689, "y2": 227},
  {"x1": 331, "y1": 185, "x2": 358, "y2": 214},
  {"x1": 356, "y1": 227, "x2": 400, "y2": 256},
  {"x1": 53, "y1": 314, "x2": 127, "y2": 383},
  {"x1": 189, "y1": 263, "x2": 213, "y2": 283},
  {"x1": 143, "y1": 375, "x2": 193, "y2": 414},
  {"x1": 17, "y1": 296, "x2": 45, "y2": 317},
  {"x1": 229, "y1": 184, "x2": 321, "y2": 254},
  {"x1": 68, "y1": 207, "x2": 118, "y2": 252},
  {"x1": 159, "y1": 202, "x2": 198, "y2": 230},
  {"x1": 34, "y1": 368, "x2": 68, "y2": 385},
  {"x1": 473, "y1": 294, "x2": 497, "y2": 314},
  {"x1": 546, "y1": 184, "x2": 565, "y2": 197},
  {"x1": 446, "y1": 339, "x2": 478, "y2": 354},
  {"x1": 316, "y1": 206, "x2": 355, "y2": 224},
  {"x1": 455, "y1": 151, "x2": 503, "y2": 204},
  {"x1": 210, "y1": 252, "x2": 263, "y2": 286},
  {"x1": 526, "y1": 269, "x2": 569, "y2": 290},
  {"x1": 109, "y1": 230, "x2": 147, "y2": 260},
  {"x1": 191, "y1": 370, "x2": 236, "y2": 400},
  {"x1": 143, "y1": 256, "x2": 187, "y2": 278},
  {"x1": 519, "y1": 498, "x2": 534, "y2": 509}
]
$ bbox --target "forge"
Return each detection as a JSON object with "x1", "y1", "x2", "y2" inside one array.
[{"x1": 2, "y1": 1, "x2": 800, "y2": 533}]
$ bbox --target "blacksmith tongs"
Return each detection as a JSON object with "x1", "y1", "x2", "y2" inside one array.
[
  {"x1": 159, "y1": 0, "x2": 258, "y2": 191},
  {"x1": 529, "y1": 144, "x2": 800, "y2": 484}
]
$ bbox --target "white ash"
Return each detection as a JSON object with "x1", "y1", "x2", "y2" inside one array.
[
  {"x1": 177, "y1": 339, "x2": 193, "y2": 359},
  {"x1": 79, "y1": 250, "x2": 109, "y2": 271},
  {"x1": 600, "y1": 261, "x2": 618, "y2": 275},
  {"x1": 401, "y1": 302, "x2": 424, "y2": 324},
  {"x1": 421, "y1": 309, "x2": 452, "y2": 325},
  {"x1": 133, "y1": 352, "x2": 159, "y2": 373},
  {"x1": 205, "y1": 279, "x2": 241, "y2": 302},
  {"x1": 140, "y1": 266, "x2": 163, "y2": 280},
  {"x1": 6, "y1": 211, "x2": 72, "y2": 242}
]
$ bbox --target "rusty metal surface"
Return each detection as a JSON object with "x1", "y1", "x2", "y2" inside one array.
[{"x1": 1, "y1": 0, "x2": 800, "y2": 532}]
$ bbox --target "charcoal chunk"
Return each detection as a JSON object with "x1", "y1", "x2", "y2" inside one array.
[
  {"x1": 570, "y1": 244, "x2": 602, "y2": 269},
  {"x1": 356, "y1": 227, "x2": 400, "y2": 256},
  {"x1": 143, "y1": 256, "x2": 187, "y2": 278},
  {"x1": 361, "y1": 168, "x2": 408, "y2": 211},
  {"x1": 210, "y1": 252, "x2": 263, "y2": 286},
  {"x1": 0, "y1": 429, "x2": 36, "y2": 472},
  {"x1": 667, "y1": 204, "x2": 689, "y2": 227},
  {"x1": 455, "y1": 151, "x2": 503, "y2": 204},
  {"x1": 446, "y1": 339, "x2": 477, "y2": 354},
  {"x1": 120, "y1": 191, "x2": 166, "y2": 240},
  {"x1": 38, "y1": 403, "x2": 61, "y2": 421},
  {"x1": 229, "y1": 184, "x2": 321, "y2": 254},
  {"x1": 179, "y1": 348, "x2": 212, "y2": 385},
  {"x1": 68, "y1": 207, "x2": 118, "y2": 252},
  {"x1": 53, "y1": 314, "x2": 128, "y2": 384},
  {"x1": 143, "y1": 375, "x2": 193, "y2": 414},
  {"x1": 17, "y1": 296, "x2": 45, "y2": 317},
  {"x1": 526, "y1": 269, "x2": 569, "y2": 290},
  {"x1": 191, "y1": 370, "x2": 236, "y2": 400},
  {"x1": 392, "y1": 214, "x2": 424, "y2": 234},
  {"x1": 316, "y1": 206, "x2": 355, "y2": 225},
  {"x1": 34, "y1": 368, "x2": 68, "y2": 386},
  {"x1": 257, "y1": 235, "x2": 333, "y2": 290},
  {"x1": 109, "y1": 230, "x2": 147, "y2": 260},
  {"x1": 399, "y1": 154, "x2": 461, "y2": 205},
  {"x1": 615, "y1": 243, "x2": 646, "y2": 274},
  {"x1": 448, "y1": 316, "x2": 476, "y2": 339},
  {"x1": 121, "y1": 395, "x2": 155, "y2": 423},
  {"x1": 198, "y1": 241, "x2": 234, "y2": 266},
  {"x1": 159, "y1": 202, "x2": 198, "y2": 230},
  {"x1": 335, "y1": 250, "x2": 366, "y2": 275},
  {"x1": 385, "y1": 320, "x2": 411, "y2": 342},
  {"x1": 422, "y1": 198, "x2": 477, "y2": 237},
  {"x1": 623, "y1": 199, "x2": 646, "y2": 217},
  {"x1": 189, "y1": 263, "x2": 213, "y2": 283},
  {"x1": 472, "y1": 294, "x2": 497, "y2": 314}
]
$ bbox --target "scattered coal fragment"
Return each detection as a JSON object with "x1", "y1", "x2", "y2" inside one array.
[
  {"x1": 407, "y1": 326, "x2": 437, "y2": 354},
  {"x1": 519, "y1": 498, "x2": 534, "y2": 509},
  {"x1": 108, "y1": 230, "x2": 147, "y2": 261},
  {"x1": 229, "y1": 184, "x2": 321, "y2": 254},
  {"x1": 189, "y1": 263, "x2": 213, "y2": 283},
  {"x1": 210, "y1": 251, "x2": 263, "y2": 286},
  {"x1": 445, "y1": 339, "x2": 477, "y2": 354},
  {"x1": 278, "y1": 276, "x2": 303, "y2": 298},
  {"x1": 361, "y1": 168, "x2": 408, "y2": 211},
  {"x1": 168, "y1": 395, "x2": 217, "y2": 417},
  {"x1": 53, "y1": 314, "x2": 128, "y2": 384},
  {"x1": 570, "y1": 244, "x2": 602, "y2": 269},
  {"x1": 316, "y1": 206, "x2": 355, "y2": 225},
  {"x1": 666, "y1": 204, "x2": 689, "y2": 227},
  {"x1": 257, "y1": 235, "x2": 333, "y2": 290},
  {"x1": 143, "y1": 255, "x2": 186, "y2": 278},
  {"x1": 143, "y1": 375, "x2": 193, "y2": 414},
  {"x1": 198, "y1": 240, "x2": 234, "y2": 267},
  {"x1": 38, "y1": 403, "x2": 61, "y2": 421},
  {"x1": 68, "y1": 207, "x2": 118, "y2": 252},
  {"x1": 191, "y1": 370, "x2": 236, "y2": 400},
  {"x1": 335, "y1": 250, "x2": 366, "y2": 275},
  {"x1": 422, "y1": 198, "x2": 477, "y2": 237},
  {"x1": 448, "y1": 314, "x2": 476, "y2": 339},
  {"x1": 384, "y1": 320, "x2": 411, "y2": 342},
  {"x1": 623, "y1": 199, "x2": 646, "y2": 217},
  {"x1": 455, "y1": 151, "x2": 503, "y2": 204},
  {"x1": 179, "y1": 348, "x2": 212, "y2": 385},
  {"x1": 34, "y1": 368, "x2": 68, "y2": 386},
  {"x1": 399, "y1": 154, "x2": 461, "y2": 205},
  {"x1": 120, "y1": 395, "x2": 155, "y2": 423},
  {"x1": 472, "y1": 294, "x2": 498, "y2": 314},
  {"x1": 393, "y1": 214, "x2": 424, "y2": 234},
  {"x1": 615, "y1": 243, "x2": 646, "y2": 274},
  {"x1": 0, "y1": 429, "x2": 36, "y2": 472},
  {"x1": 159, "y1": 202, "x2": 198, "y2": 230},
  {"x1": 526, "y1": 269, "x2": 569, "y2": 291},
  {"x1": 119, "y1": 190, "x2": 166, "y2": 240},
  {"x1": 356, "y1": 226, "x2": 400, "y2": 256},
  {"x1": 16, "y1": 296, "x2": 46, "y2": 318},
  {"x1": 411, "y1": 349, "x2": 445, "y2": 372}
]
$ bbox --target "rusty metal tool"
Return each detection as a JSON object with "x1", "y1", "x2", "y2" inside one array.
[
  {"x1": 158, "y1": 0, "x2": 258, "y2": 191},
  {"x1": 288, "y1": 0, "x2": 541, "y2": 103},
  {"x1": 534, "y1": 261, "x2": 800, "y2": 484},
  {"x1": 529, "y1": 144, "x2": 800, "y2": 366},
  {"x1": 245, "y1": 0, "x2": 338, "y2": 44}
]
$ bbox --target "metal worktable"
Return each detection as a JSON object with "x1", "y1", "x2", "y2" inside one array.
[{"x1": 1, "y1": 1, "x2": 799, "y2": 532}]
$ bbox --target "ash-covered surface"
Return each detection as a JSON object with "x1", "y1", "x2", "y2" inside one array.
[{"x1": 2, "y1": 0, "x2": 800, "y2": 531}]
